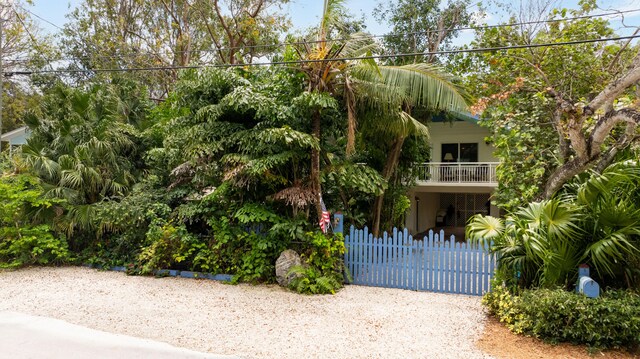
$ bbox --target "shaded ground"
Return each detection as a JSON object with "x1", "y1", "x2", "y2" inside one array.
[{"x1": 477, "y1": 316, "x2": 639, "y2": 359}]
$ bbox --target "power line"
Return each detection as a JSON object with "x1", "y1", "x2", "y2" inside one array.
[
  {"x1": 11, "y1": 6, "x2": 56, "y2": 72},
  {"x1": 259, "y1": 8, "x2": 640, "y2": 52},
  {"x1": 376, "y1": 8, "x2": 640, "y2": 39},
  {"x1": 7, "y1": 34, "x2": 640, "y2": 76},
  {"x1": 14, "y1": 5, "x2": 640, "y2": 63},
  {"x1": 17, "y1": 5, "x2": 128, "y2": 66},
  {"x1": 21, "y1": 5, "x2": 64, "y2": 31}
]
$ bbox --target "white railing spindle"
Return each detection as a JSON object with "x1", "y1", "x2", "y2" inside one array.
[{"x1": 416, "y1": 162, "x2": 499, "y2": 185}]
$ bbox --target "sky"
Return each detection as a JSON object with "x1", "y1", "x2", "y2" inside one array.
[
  {"x1": 26, "y1": 0, "x2": 640, "y2": 44},
  {"x1": 28, "y1": 0, "x2": 391, "y2": 34}
]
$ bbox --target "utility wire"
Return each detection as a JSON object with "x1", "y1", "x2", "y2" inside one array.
[
  {"x1": 11, "y1": 6, "x2": 56, "y2": 72},
  {"x1": 15, "y1": 5, "x2": 640, "y2": 63},
  {"x1": 21, "y1": 5, "x2": 63, "y2": 31},
  {"x1": 7, "y1": 34, "x2": 640, "y2": 76},
  {"x1": 276, "y1": 8, "x2": 640, "y2": 51},
  {"x1": 16, "y1": 4, "x2": 129, "y2": 68}
]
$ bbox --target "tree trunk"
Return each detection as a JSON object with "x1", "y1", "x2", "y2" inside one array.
[
  {"x1": 322, "y1": 152, "x2": 350, "y2": 216},
  {"x1": 539, "y1": 47, "x2": 640, "y2": 200},
  {"x1": 311, "y1": 110, "x2": 323, "y2": 226},
  {"x1": 542, "y1": 158, "x2": 590, "y2": 199},
  {"x1": 372, "y1": 135, "x2": 406, "y2": 237}
]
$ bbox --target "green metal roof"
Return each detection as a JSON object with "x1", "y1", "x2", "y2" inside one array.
[{"x1": 429, "y1": 111, "x2": 479, "y2": 125}]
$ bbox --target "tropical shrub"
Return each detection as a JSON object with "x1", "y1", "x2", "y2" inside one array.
[
  {"x1": 82, "y1": 176, "x2": 173, "y2": 268},
  {"x1": 484, "y1": 285, "x2": 640, "y2": 350},
  {"x1": 288, "y1": 232, "x2": 346, "y2": 294},
  {"x1": 209, "y1": 202, "x2": 319, "y2": 283},
  {"x1": 124, "y1": 198, "x2": 296, "y2": 281},
  {"x1": 467, "y1": 161, "x2": 640, "y2": 289},
  {"x1": 138, "y1": 67, "x2": 375, "y2": 282},
  {"x1": 21, "y1": 79, "x2": 153, "y2": 245},
  {"x1": 570, "y1": 160, "x2": 640, "y2": 289},
  {"x1": 0, "y1": 173, "x2": 71, "y2": 268}
]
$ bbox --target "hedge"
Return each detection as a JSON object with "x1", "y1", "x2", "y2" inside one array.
[{"x1": 484, "y1": 285, "x2": 640, "y2": 350}]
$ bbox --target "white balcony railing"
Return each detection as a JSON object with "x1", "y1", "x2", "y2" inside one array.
[{"x1": 416, "y1": 162, "x2": 499, "y2": 185}]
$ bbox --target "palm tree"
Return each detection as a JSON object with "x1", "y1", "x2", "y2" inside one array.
[
  {"x1": 467, "y1": 160, "x2": 640, "y2": 289},
  {"x1": 21, "y1": 81, "x2": 151, "y2": 235},
  {"x1": 574, "y1": 161, "x2": 640, "y2": 288},
  {"x1": 353, "y1": 66, "x2": 467, "y2": 235},
  {"x1": 296, "y1": 0, "x2": 469, "y2": 230},
  {"x1": 467, "y1": 199, "x2": 582, "y2": 288}
]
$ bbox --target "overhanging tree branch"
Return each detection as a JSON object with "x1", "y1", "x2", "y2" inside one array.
[{"x1": 586, "y1": 52, "x2": 640, "y2": 114}]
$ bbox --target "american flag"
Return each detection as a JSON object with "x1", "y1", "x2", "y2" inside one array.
[{"x1": 319, "y1": 197, "x2": 331, "y2": 233}]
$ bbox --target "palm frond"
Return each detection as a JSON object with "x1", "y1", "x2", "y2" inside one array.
[
  {"x1": 371, "y1": 111, "x2": 430, "y2": 138},
  {"x1": 377, "y1": 63, "x2": 469, "y2": 111},
  {"x1": 586, "y1": 232, "x2": 640, "y2": 277},
  {"x1": 541, "y1": 199, "x2": 582, "y2": 240},
  {"x1": 351, "y1": 63, "x2": 469, "y2": 116},
  {"x1": 541, "y1": 237, "x2": 581, "y2": 288},
  {"x1": 272, "y1": 186, "x2": 316, "y2": 209},
  {"x1": 466, "y1": 215, "x2": 504, "y2": 247},
  {"x1": 320, "y1": 0, "x2": 348, "y2": 38},
  {"x1": 341, "y1": 33, "x2": 379, "y2": 58},
  {"x1": 514, "y1": 201, "x2": 545, "y2": 230}
]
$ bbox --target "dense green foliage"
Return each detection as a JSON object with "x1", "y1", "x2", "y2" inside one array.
[
  {"x1": 21, "y1": 79, "x2": 153, "y2": 249},
  {"x1": 60, "y1": 0, "x2": 291, "y2": 93},
  {"x1": 3, "y1": 62, "x2": 442, "y2": 287},
  {"x1": 288, "y1": 232, "x2": 346, "y2": 294},
  {"x1": 460, "y1": 4, "x2": 639, "y2": 209},
  {"x1": 478, "y1": 94, "x2": 558, "y2": 209},
  {"x1": 79, "y1": 69, "x2": 329, "y2": 280},
  {"x1": 288, "y1": 0, "x2": 469, "y2": 237},
  {"x1": 484, "y1": 284, "x2": 640, "y2": 350},
  {"x1": 0, "y1": 173, "x2": 71, "y2": 268},
  {"x1": 468, "y1": 161, "x2": 640, "y2": 290}
]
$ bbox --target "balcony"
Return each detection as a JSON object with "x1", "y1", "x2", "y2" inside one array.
[{"x1": 416, "y1": 162, "x2": 499, "y2": 186}]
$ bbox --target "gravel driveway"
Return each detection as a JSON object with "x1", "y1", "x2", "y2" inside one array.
[{"x1": 0, "y1": 267, "x2": 492, "y2": 359}]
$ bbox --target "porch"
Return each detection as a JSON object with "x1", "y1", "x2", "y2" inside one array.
[
  {"x1": 416, "y1": 162, "x2": 499, "y2": 186},
  {"x1": 406, "y1": 190, "x2": 500, "y2": 236}
]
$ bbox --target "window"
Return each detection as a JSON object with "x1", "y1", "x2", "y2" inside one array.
[
  {"x1": 439, "y1": 193, "x2": 490, "y2": 227},
  {"x1": 441, "y1": 143, "x2": 478, "y2": 162}
]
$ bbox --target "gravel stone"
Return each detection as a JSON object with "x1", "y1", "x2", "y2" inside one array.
[{"x1": 0, "y1": 267, "x2": 493, "y2": 359}]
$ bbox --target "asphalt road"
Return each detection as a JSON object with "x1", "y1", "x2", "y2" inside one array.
[{"x1": 0, "y1": 311, "x2": 238, "y2": 359}]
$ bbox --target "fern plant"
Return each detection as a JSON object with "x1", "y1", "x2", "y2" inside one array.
[
  {"x1": 288, "y1": 265, "x2": 343, "y2": 295},
  {"x1": 287, "y1": 231, "x2": 346, "y2": 295}
]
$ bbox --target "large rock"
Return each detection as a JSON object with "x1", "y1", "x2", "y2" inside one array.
[{"x1": 275, "y1": 249, "x2": 302, "y2": 287}]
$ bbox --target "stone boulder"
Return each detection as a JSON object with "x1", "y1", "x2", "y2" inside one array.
[{"x1": 275, "y1": 249, "x2": 302, "y2": 287}]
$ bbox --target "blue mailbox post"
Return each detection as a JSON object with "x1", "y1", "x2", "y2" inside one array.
[
  {"x1": 576, "y1": 264, "x2": 599, "y2": 298},
  {"x1": 333, "y1": 213, "x2": 344, "y2": 235}
]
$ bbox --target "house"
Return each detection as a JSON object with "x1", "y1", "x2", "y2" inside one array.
[
  {"x1": 0, "y1": 126, "x2": 30, "y2": 155},
  {"x1": 405, "y1": 116, "x2": 500, "y2": 239}
]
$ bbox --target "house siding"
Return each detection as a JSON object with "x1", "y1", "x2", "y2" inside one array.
[
  {"x1": 429, "y1": 121, "x2": 497, "y2": 163},
  {"x1": 405, "y1": 120, "x2": 500, "y2": 235}
]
